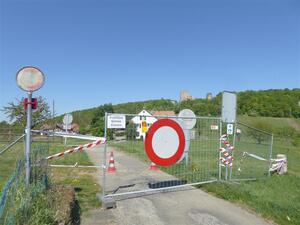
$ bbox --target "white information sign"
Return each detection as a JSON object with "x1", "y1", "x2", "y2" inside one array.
[
  {"x1": 108, "y1": 115, "x2": 126, "y2": 129},
  {"x1": 221, "y1": 92, "x2": 237, "y2": 123},
  {"x1": 210, "y1": 125, "x2": 219, "y2": 131},
  {"x1": 227, "y1": 124, "x2": 234, "y2": 135}
]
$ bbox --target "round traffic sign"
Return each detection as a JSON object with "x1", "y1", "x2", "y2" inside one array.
[
  {"x1": 16, "y1": 66, "x2": 45, "y2": 92},
  {"x1": 63, "y1": 114, "x2": 73, "y2": 125},
  {"x1": 144, "y1": 119, "x2": 185, "y2": 166},
  {"x1": 174, "y1": 119, "x2": 190, "y2": 163},
  {"x1": 178, "y1": 109, "x2": 196, "y2": 129}
]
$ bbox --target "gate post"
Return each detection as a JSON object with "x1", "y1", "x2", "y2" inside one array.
[
  {"x1": 102, "y1": 112, "x2": 117, "y2": 209},
  {"x1": 218, "y1": 119, "x2": 222, "y2": 181},
  {"x1": 229, "y1": 122, "x2": 237, "y2": 180},
  {"x1": 268, "y1": 134, "x2": 274, "y2": 177},
  {"x1": 102, "y1": 112, "x2": 108, "y2": 198}
]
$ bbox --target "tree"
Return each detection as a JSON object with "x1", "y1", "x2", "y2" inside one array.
[
  {"x1": 2, "y1": 96, "x2": 51, "y2": 128},
  {"x1": 90, "y1": 104, "x2": 114, "y2": 138},
  {"x1": 247, "y1": 121, "x2": 272, "y2": 144}
]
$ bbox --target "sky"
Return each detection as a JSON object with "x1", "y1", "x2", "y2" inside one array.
[{"x1": 0, "y1": 0, "x2": 299, "y2": 121}]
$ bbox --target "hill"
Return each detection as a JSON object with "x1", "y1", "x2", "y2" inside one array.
[{"x1": 39, "y1": 88, "x2": 300, "y2": 136}]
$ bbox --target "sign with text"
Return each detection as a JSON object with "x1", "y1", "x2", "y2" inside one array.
[
  {"x1": 210, "y1": 125, "x2": 219, "y2": 131},
  {"x1": 107, "y1": 115, "x2": 126, "y2": 129}
]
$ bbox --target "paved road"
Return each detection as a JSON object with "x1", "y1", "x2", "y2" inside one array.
[{"x1": 81, "y1": 145, "x2": 274, "y2": 225}]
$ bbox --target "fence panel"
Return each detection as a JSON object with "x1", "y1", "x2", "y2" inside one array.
[
  {"x1": 105, "y1": 113, "x2": 221, "y2": 198},
  {"x1": 229, "y1": 122, "x2": 273, "y2": 180},
  {"x1": 0, "y1": 129, "x2": 50, "y2": 225}
]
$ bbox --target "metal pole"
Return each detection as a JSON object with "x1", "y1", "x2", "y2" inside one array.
[
  {"x1": 64, "y1": 125, "x2": 67, "y2": 145},
  {"x1": 229, "y1": 122, "x2": 237, "y2": 180},
  {"x1": 102, "y1": 112, "x2": 108, "y2": 199},
  {"x1": 218, "y1": 119, "x2": 222, "y2": 180},
  {"x1": 268, "y1": 134, "x2": 274, "y2": 177},
  {"x1": 25, "y1": 92, "x2": 32, "y2": 187}
]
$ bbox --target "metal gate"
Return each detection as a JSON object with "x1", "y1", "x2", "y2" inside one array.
[{"x1": 102, "y1": 113, "x2": 222, "y2": 199}]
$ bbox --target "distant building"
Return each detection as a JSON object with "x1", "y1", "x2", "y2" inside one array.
[
  {"x1": 42, "y1": 123, "x2": 80, "y2": 133},
  {"x1": 180, "y1": 91, "x2": 195, "y2": 102},
  {"x1": 150, "y1": 111, "x2": 176, "y2": 117},
  {"x1": 131, "y1": 110, "x2": 157, "y2": 140},
  {"x1": 206, "y1": 93, "x2": 213, "y2": 101},
  {"x1": 131, "y1": 110, "x2": 176, "y2": 140}
]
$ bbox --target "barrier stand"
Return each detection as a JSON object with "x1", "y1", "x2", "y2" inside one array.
[{"x1": 219, "y1": 134, "x2": 234, "y2": 180}]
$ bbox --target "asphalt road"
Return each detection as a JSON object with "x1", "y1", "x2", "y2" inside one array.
[{"x1": 81, "y1": 145, "x2": 274, "y2": 225}]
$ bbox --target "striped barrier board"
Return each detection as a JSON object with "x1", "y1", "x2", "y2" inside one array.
[{"x1": 46, "y1": 139, "x2": 106, "y2": 160}]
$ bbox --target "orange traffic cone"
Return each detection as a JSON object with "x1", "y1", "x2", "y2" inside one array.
[
  {"x1": 149, "y1": 162, "x2": 157, "y2": 171},
  {"x1": 108, "y1": 151, "x2": 116, "y2": 173}
]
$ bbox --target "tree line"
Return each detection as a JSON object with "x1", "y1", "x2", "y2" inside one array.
[{"x1": 1, "y1": 89, "x2": 299, "y2": 134}]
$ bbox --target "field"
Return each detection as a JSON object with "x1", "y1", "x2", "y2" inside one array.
[
  {"x1": 110, "y1": 116, "x2": 300, "y2": 225},
  {"x1": 0, "y1": 135, "x2": 101, "y2": 221}
]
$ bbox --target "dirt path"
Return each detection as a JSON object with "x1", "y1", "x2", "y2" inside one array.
[{"x1": 81, "y1": 145, "x2": 274, "y2": 225}]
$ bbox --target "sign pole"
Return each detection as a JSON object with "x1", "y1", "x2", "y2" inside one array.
[
  {"x1": 25, "y1": 92, "x2": 32, "y2": 187},
  {"x1": 16, "y1": 66, "x2": 45, "y2": 188},
  {"x1": 64, "y1": 125, "x2": 67, "y2": 145}
]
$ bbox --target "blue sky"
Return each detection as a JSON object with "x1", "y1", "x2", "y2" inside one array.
[{"x1": 0, "y1": 0, "x2": 299, "y2": 121}]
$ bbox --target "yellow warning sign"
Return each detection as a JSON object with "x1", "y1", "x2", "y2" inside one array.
[{"x1": 141, "y1": 121, "x2": 148, "y2": 133}]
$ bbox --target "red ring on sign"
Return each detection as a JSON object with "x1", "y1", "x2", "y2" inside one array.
[{"x1": 145, "y1": 119, "x2": 185, "y2": 166}]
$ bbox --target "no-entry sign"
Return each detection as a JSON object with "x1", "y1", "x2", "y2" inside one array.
[{"x1": 144, "y1": 119, "x2": 185, "y2": 166}]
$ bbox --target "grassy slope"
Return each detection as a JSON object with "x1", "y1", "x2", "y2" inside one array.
[
  {"x1": 238, "y1": 115, "x2": 298, "y2": 130},
  {"x1": 202, "y1": 116, "x2": 300, "y2": 225},
  {"x1": 48, "y1": 139, "x2": 101, "y2": 213}
]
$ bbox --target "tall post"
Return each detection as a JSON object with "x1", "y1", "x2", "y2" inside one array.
[
  {"x1": 64, "y1": 124, "x2": 67, "y2": 145},
  {"x1": 25, "y1": 92, "x2": 32, "y2": 187},
  {"x1": 102, "y1": 112, "x2": 108, "y2": 199},
  {"x1": 218, "y1": 119, "x2": 222, "y2": 180},
  {"x1": 229, "y1": 122, "x2": 237, "y2": 180},
  {"x1": 268, "y1": 134, "x2": 274, "y2": 177}
]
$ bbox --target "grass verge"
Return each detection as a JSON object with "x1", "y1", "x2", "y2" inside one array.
[{"x1": 48, "y1": 140, "x2": 101, "y2": 213}]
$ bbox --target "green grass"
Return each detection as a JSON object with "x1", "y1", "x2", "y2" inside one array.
[
  {"x1": 48, "y1": 139, "x2": 101, "y2": 212},
  {"x1": 0, "y1": 142, "x2": 24, "y2": 191},
  {"x1": 201, "y1": 174, "x2": 300, "y2": 225},
  {"x1": 1, "y1": 137, "x2": 101, "y2": 220},
  {"x1": 238, "y1": 115, "x2": 295, "y2": 130}
]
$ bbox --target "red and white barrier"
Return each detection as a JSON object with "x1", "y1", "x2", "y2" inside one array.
[
  {"x1": 46, "y1": 138, "x2": 106, "y2": 160},
  {"x1": 219, "y1": 148, "x2": 229, "y2": 157},
  {"x1": 219, "y1": 134, "x2": 234, "y2": 167}
]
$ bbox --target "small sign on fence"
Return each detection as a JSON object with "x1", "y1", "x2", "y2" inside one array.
[
  {"x1": 210, "y1": 125, "x2": 219, "y2": 131},
  {"x1": 227, "y1": 124, "x2": 234, "y2": 135},
  {"x1": 108, "y1": 114, "x2": 126, "y2": 129}
]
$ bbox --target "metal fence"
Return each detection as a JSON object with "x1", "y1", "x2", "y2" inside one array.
[
  {"x1": 103, "y1": 113, "x2": 222, "y2": 199},
  {"x1": 102, "y1": 113, "x2": 274, "y2": 200},
  {"x1": 229, "y1": 122, "x2": 273, "y2": 181},
  {"x1": 0, "y1": 129, "x2": 50, "y2": 225}
]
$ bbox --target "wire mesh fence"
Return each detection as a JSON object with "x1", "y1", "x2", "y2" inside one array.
[
  {"x1": 103, "y1": 113, "x2": 274, "y2": 199},
  {"x1": 229, "y1": 122, "x2": 273, "y2": 180},
  {"x1": 0, "y1": 128, "x2": 24, "y2": 144},
  {"x1": 0, "y1": 129, "x2": 50, "y2": 225},
  {"x1": 105, "y1": 113, "x2": 222, "y2": 198}
]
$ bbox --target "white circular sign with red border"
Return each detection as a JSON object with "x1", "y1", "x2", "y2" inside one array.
[
  {"x1": 16, "y1": 66, "x2": 45, "y2": 92},
  {"x1": 144, "y1": 119, "x2": 185, "y2": 166}
]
